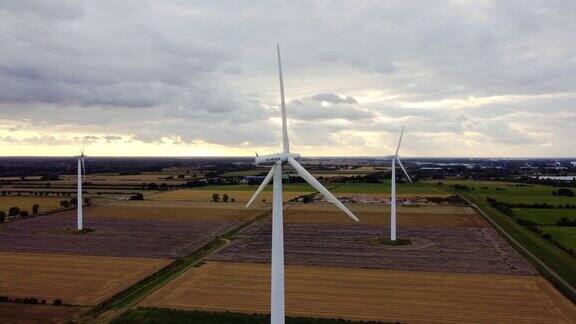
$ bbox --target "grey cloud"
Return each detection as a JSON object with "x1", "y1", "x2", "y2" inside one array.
[
  {"x1": 0, "y1": 135, "x2": 73, "y2": 145},
  {"x1": 310, "y1": 93, "x2": 358, "y2": 105},
  {"x1": 104, "y1": 135, "x2": 123, "y2": 142},
  {"x1": 0, "y1": 0, "x2": 84, "y2": 20},
  {"x1": 463, "y1": 120, "x2": 536, "y2": 145},
  {"x1": 0, "y1": 1, "x2": 574, "y2": 156},
  {"x1": 289, "y1": 94, "x2": 375, "y2": 121}
]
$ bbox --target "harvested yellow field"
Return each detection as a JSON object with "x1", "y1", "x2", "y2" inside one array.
[
  {"x1": 282, "y1": 203, "x2": 484, "y2": 227},
  {"x1": 67, "y1": 201, "x2": 268, "y2": 222},
  {"x1": 288, "y1": 203, "x2": 475, "y2": 214},
  {"x1": 283, "y1": 210, "x2": 486, "y2": 227},
  {"x1": 141, "y1": 261, "x2": 576, "y2": 323},
  {"x1": 0, "y1": 252, "x2": 170, "y2": 306},
  {"x1": 0, "y1": 196, "x2": 62, "y2": 213},
  {"x1": 149, "y1": 189, "x2": 310, "y2": 203},
  {"x1": 117, "y1": 200, "x2": 269, "y2": 211}
]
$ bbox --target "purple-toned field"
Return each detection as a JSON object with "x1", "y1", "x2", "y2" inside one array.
[
  {"x1": 209, "y1": 222, "x2": 537, "y2": 276},
  {"x1": 0, "y1": 213, "x2": 239, "y2": 259}
]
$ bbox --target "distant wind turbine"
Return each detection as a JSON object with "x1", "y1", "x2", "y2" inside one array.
[
  {"x1": 75, "y1": 145, "x2": 86, "y2": 231},
  {"x1": 384, "y1": 126, "x2": 412, "y2": 241},
  {"x1": 246, "y1": 44, "x2": 360, "y2": 324}
]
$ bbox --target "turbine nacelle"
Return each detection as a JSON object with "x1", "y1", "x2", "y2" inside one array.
[{"x1": 255, "y1": 152, "x2": 301, "y2": 166}]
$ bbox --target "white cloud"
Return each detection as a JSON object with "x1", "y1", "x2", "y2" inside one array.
[{"x1": 0, "y1": 0, "x2": 574, "y2": 157}]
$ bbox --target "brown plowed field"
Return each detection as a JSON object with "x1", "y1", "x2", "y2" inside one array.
[
  {"x1": 0, "y1": 304, "x2": 87, "y2": 324},
  {"x1": 0, "y1": 252, "x2": 170, "y2": 306},
  {"x1": 149, "y1": 189, "x2": 310, "y2": 203},
  {"x1": 209, "y1": 224, "x2": 535, "y2": 275},
  {"x1": 141, "y1": 261, "x2": 576, "y2": 323}
]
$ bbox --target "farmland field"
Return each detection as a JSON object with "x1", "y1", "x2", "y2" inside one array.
[
  {"x1": 209, "y1": 223, "x2": 535, "y2": 275},
  {"x1": 0, "y1": 208, "x2": 241, "y2": 258},
  {"x1": 188, "y1": 183, "x2": 316, "y2": 192},
  {"x1": 513, "y1": 208, "x2": 576, "y2": 225},
  {"x1": 71, "y1": 201, "x2": 267, "y2": 222},
  {"x1": 332, "y1": 182, "x2": 449, "y2": 195},
  {"x1": 55, "y1": 174, "x2": 188, "y2": 186},
  {"x1": 539, "y1": 226, "x2": 576, "y2": 249},
  {"x1": 141, "y1": 261, "x2": 576, "y2": 323},
  {"x1": 287, "y1": 203, "x2": 475, "y2": 214},
  {"x1": 282, "y1": 206, "x2": 486, "y2": 227},
  {"x1": 440, "y1": 180, "x2": 576, "y2": 205},
  {"x1": 149, "y1": 189, "x2": 311, "y2": 203},
  {"x1": 0, "y1": 252, "x2": 170, "y2": 305},
  {"x1": 221, "y1": 169, "x2": 264, "y2": 176},
  {"x1": 445, "y1": 181, "x2": 576, "y2": 292},
  {"x1": 0, "y1": 304, "x2": 87, "y2": 324},
  {"x1": 0, "y1": 196, "x2": 62, "y2": 214}
]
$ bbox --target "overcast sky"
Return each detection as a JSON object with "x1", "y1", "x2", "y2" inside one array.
[{"x1": 0, "y1": 0, "x2": 574, "y2": 157}]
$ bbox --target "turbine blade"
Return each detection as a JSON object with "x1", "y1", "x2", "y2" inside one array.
[
  {"x1": 81, "y1": 157, "x2": 86, "y2": 177},
  {"x1": 397, "y1": 158, "x2": 412, "y2": 183},
  {"x1": 395, "y1": 126, "x2": 405, "y2": 156},
  {"x1": 287, "y1": 157, "x2": 359, "y2": 222},
  {"x1": 277, "y1": 44, "x2": 290, "y2": 153},
  {"x1": 246, "y1": 167, "x2": 274, "y2": 208}
]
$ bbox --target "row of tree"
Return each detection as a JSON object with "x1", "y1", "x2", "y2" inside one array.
[
  {"x1": 211, "y1": 193, "x2": 235, "y2": 202},
  {"x1": 0, "y1": 296, "x2": 63, "y2": 306},
  {"x1": 0, "y1": 205, "x2": 40, "y2": 222},
  {"x1": 1, "y1": 191, "x2": 74, "y2": 197},
  {"x1": 0, "y1": 198, "x2": 91, "y2": 223}
]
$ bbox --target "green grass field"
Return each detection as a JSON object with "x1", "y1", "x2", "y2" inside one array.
[
  {"x1": 513, "y1": 208, "x2": 576, "y2": 225},
  {"x1": 440, "y1": 180, "x2": 575, "y2": 254},
  {"x1": 221, "y1": 170, "x2": 266, "y2": 177},
  {"x1": 438, "y1": 180, "x2": 576, "y2": 205},
  {"x1": 539, "y1": 226, "x2": 576, "y2": 249}
]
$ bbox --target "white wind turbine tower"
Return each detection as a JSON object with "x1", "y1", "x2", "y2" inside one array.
[
  {"x1": 385, "y1": 126, "x2": 412, "y2": 241},
  {"x1": 246, "y1": 44, "x2": 360, "y2": 324},
  {"x1": 75, "y1": 145, "x2": 86, "y2": 231}
]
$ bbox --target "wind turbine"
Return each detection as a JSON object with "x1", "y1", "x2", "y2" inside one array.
[
  {"x1": 246, "y1": 44, "x2": 360, "y2": 324},
  {"x1": 75, "y1": 145, "x2": 86, "y2": 231},
  {"x1": 384, "y1": 126, "x2": 412, "y2": 241}
]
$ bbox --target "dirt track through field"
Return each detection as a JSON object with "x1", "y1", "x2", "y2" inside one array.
[
  {"x1": 141, "y1": 261, "x2": 576, "y2": 323},
  {"x1": 0, "y1": 252, "x2": 170, "y2": 306}
]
